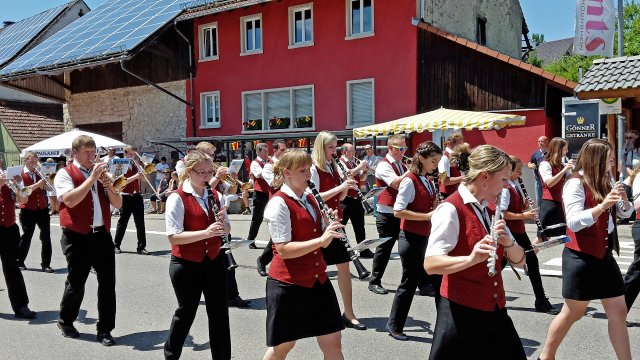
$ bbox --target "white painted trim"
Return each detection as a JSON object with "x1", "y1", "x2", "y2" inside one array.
[
  {"x1": 345, "y1": 0, "x2": 374, "y2": 38},
  {"x1": 240, "y1": 14, "x2": 263, "y2": 55},
  {"x1": 288, "y1": 3, "x2": 314, "y2": 47},
  {"x1": 200, "y1": 91, "x2": 222, "y2": 129},
  {"x1": 198, "y1": 21, "x2": 219, "y2": 61},
  {"x1": 346, "y1": 78, "x2": 375, "y2": 127},
  {"x1": 241, "y1": 84, "x2": 315, "y2": 133}
]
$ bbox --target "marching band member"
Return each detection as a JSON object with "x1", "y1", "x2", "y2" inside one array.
[
  {"x1": 387, "y1": 141, "x2": 442, "y2": 341},
  {"x1": 425, "y1": 145, "x2": 527, "y2": 359},
  {"x1": 310, "y1": 131, "x2": 365, "y2": 330},
  {"x1": 369, "y1": 134, "x2": 409, "y2": 295},
  {"x1": 0, "y1": 168, "x2": 37, "y2": 319},
  {"x1": 540, "y1": 139, "x2": 632, "y2": 360},
  {"x1": 16, "y1": 151, "x2": 53, "y2": 273},
  {"x1": 263, "y1": 149, "x2": 345, "y2": 360},
  {"x1": 626, "y1": 147, "x2": 640, "y2": 310},
  {"x1": 164, "y1": 150, "x2": 231, "y2": 359},
  {"x1": 337, "y1": 143, "x2": 372, "y2": 258},
  {"x1": 46, "y1": 157, "x2": 60, "y2": 215},
  {"x1": 113, "y1": 145, "x2": 150, "y2": 255},
  {"x1": 257, "y1": 139, "x2": 288, "y2": 276},
  {"x1": 54, "y1": 135, "x2": 122, "y2": 345},
  {"x1": 499, "y1": 156, "x2": 557, "y2": 314},
  {"x1": 538, "y1": 137, "x2": 574, "y2": 237},
  {"x1": 437, "y1": 132, "x2": 465, "y2": 198},
  {"x1": 247, "y1": 142, "x2": 272, "y2": 249}
]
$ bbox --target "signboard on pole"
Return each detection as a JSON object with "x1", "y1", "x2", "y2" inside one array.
[
  {"x1": 562, "y1": 98, "x2": 601, "y2": 159},
  {"x1": 599, "y1": 98, "x2": 622, "y2": 114},
  {"x1": 574, "y1": 0, "x2": 615, "y2": 57}
]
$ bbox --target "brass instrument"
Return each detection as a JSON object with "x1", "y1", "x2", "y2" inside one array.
[
  {"x1": 403, "y1": 156, "x2": 413, "y2": 166},
  {"x1": 133, "y1": 152, "x2": 160, "y2": 198},
  {"x1": 34, "y1": 162, "x2": 57, "y2": 196},
  {"x1": 211, "y1": 163, "x2": 252, "y2": 192},
  {"x1": 90, "y1": 158, "x2": 127, "y2": 194},
  {"x1": 1, "y1": 171, "x2": 32, "y2": 197}
]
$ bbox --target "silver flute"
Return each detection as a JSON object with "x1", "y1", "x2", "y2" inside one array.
[{"x1": 487, "y1": 193, "x2": 502, "y2": 277}]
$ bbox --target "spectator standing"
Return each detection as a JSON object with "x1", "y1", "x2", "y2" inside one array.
[{"x1": 528, "y1": 136, "x2": 549, "y2": 209}]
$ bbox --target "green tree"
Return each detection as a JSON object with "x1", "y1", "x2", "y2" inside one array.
[
  {"x1": 531, "y1": 33, "x2": 545, "y2": 47},
  {"x1": 543, "y1": 55, "x2": 603, "y2": 83}
]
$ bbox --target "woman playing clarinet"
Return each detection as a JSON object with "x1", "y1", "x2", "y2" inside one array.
[
  {"x1": 309, "y1": 131, "x2": 365, "y2": 330},
  {"x1": 539, "y1": 137, "x2": 574, "y2": 237},
  {"x1": 263, "y1": 149, "x2": 345, "y2": 359},
  {"x1": 163, "y1": 150, "x2": 231, "y2": 360},
  {"x1": 540, "y1": 139, "x2": 632, "y2": 360},
  {"x1": 386, "y1": 141, "x2": 442, "y2": 341},
  {"x1": 424, "y1": 145, "x2": 527, "y2": 359}
]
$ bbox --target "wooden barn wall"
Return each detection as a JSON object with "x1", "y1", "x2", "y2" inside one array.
[{"x1": 417, "y1": 29, "x2": 547, "y2": 112}]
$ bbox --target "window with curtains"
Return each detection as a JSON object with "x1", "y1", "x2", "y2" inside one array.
[
  {"x1": 242, "y1": 86, "x2": 314, "y2": 132},
  {"x1": 201, "y1": 91, "x2": 221, "y2": 128},
  {"x1": 199, "y1": 22, "x2": 218, "y2": 60},
  {"x1": 347, "y1": 79, "x2": 374, "y2": 127},
  {"x1": 289, "y1": 4, "x2": 313, "y2": 47},
  {"x1": 346, "y1": 0, "x2": 373, "y2": 39},
  {"x1": 241, "y1": 14, "x2": 262, "y2": 54}
]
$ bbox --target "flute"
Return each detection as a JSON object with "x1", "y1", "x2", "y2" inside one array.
[
  {"x1": 307, "y1": 181, "x2": 371, "y2": 280},
  {"x1": 205, "y1": 183, "x2": 238, "y2": 270},
  {"x1": 333, "y1": 155, "x2": 373, "y2": 214},
  {"x1": 487, "y1": 193, "x2": 502, "y2": 277}
]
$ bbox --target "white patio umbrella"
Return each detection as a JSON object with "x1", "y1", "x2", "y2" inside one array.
[{"x1": 20, "y1": 129, "x2": 126, "y2": 158}]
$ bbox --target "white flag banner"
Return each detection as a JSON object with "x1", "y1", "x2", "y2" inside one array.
[{"x1": 574, "y1": 0, "x2": 616, "y2": 57}]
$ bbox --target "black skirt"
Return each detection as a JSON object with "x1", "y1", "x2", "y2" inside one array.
[
  {"x1": 429, "y1": 298, "x2": 526, "y2": 360},
  {"x1": 265, "y1": 277, "x2": 344, "y2": 346},
  {"x1": 562, "y1": 246, "x2": 625, "y2": 300},
  {"x1": 539, "y1": 199, "x2": 566, "y2": 238},
  {"x1": 321, "y1": 238, "x2": 351, "y2": 265}
]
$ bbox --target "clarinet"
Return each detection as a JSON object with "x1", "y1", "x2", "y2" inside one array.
[
  {"x1": 307, "y1": 180, "x2": 371, "y2": 280},
  {"x1": 516, "y1": 177, "x2": 548, "y2": 242},
  {"x1": 432, "y1": 171, "x2": 444, "y2": 204},
  {"x1": 487, "y1": 193, "x2": 502, "y2": 277},
  {"x1": 205, "y1": 183, "x2": 238, "y2": 270},
  {"x1": 333, "y1": 155, "x2": 373, "y2": 214}
]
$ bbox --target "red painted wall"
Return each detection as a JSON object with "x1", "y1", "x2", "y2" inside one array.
[{"x1": 188, "y1": 0, "x2": 418, "y2": 137}]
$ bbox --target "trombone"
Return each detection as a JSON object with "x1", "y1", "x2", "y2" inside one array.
[
  {"x1": 133, "y1": 153, "x2": 161, "y2": 198},
  {"x1": 34, "y1": 162, "x2": 57, "y2": 196}
]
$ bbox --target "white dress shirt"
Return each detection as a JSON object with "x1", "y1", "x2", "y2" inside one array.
[
  {"x1": 437, "y1": 147, "x2": 454, "y2": 176},
  {"x1": 394, "y1": 175, "x2": 434, "y2": 211},
  {"x1": 499, "y1": 180, "x2": 525, "y2": 210},
  {"x1": 250, "y1": 157, "x2": 268, "y2": 179},
  {"x1": 336, "y1": 155, "x2": 362, "y2": 179},
  {"x1": 538, "y1": 161, "x2": 571, "y2": 183},
  {"x1": 309, "y1": 162, "x2": 337, "y2": 192},
  {"x1": 54, "y1": 160, "x2": 104, "y2": 227},
  {"x1": 165, "y1": 179, "x2": 229, "y2": 236},
  {"x1": 632, "y1": 174, "x2": 640, "y2": 211},
  {"x1": 564, "y1": 175, "x2": 632, "y2": 234},
  {"x1": 262, "y1": 155, "x2": 280, "y2": 186},
  {"x1": 264, "y1": 184, "x2": 325, "y2": 244},
  {"x1": 175, "y1": 159, "x2": 185, "y2": 177},
  {"x1": 375, "y1": 154, "x2": 404, "y2": 214}
]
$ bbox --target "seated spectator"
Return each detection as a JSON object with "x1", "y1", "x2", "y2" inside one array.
[{"x1": 148, "y1": 170, "x2": 178, "y2": 214}]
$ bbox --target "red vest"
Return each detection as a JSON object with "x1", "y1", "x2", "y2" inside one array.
[
  {"x1": 252, "y1": 158, "x2": 271, "y2": 194},
  {"x1": 564, "y1": 178, "x2": 615, "y2": 259},
  {"x1": 542, "y1": 163, "x2": 564, "y2": 201},
  {"x1": 400, "y1": 173, "x2": 436, "y2": 236},
  {"x1": 505, "y1": 184, "x2": 526, "y2": 234},
  {"x1": 19, "y1": 170, "x2": 47, "y2": 210},
  {"x1": 440, "y1": 191, "x2": 506, "y2": 311},
  {"x1": 376, "y1": 157, "x2": 406, "y2": 206},
  {"x1": 0, "y1": 185, "x2": 16, "y2": 227},
  {"x1": 172, "y1": 187, "x2": 223, "y2": 262},
  {"x1": 268, "y1": 191, "x2": 328, "y2": 287},
  {"x1": 440, "y1": 152, "x2": 461, "y2": 195},
  {"x1": 317, "y1": 163, "x2": 343, "y2": 218},
  {"x1": 339, "y1": 157, "x2": 359, "y2": 198},
  {"x1": 122, "y1": 162, "x2": 140, "y2": 194},
  {"x1": 59, "y1": 164, "x2": 111, "y2": 234}
]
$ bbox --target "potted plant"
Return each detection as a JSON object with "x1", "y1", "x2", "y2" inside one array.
[
  {"x1": 243, "y1": 119, "x2": 262, "y2": 131},
  {"x1": 295, "y1": 116, "x2": 313, "y2": 128}
]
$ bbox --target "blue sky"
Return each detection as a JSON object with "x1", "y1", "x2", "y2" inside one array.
[{"x1": 2, "y1": 0, "x2": 578, "y2": 42}]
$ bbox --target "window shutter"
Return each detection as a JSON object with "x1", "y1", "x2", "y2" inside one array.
[
  {"x1": 266, "y1": 91, "x2": 291, "y2": 119},
  {"x1": 350, "y1": 81, "x2": 373, "y2": 126},
  {"x1": 294, "y1": 88, "x2": 313, "y2": 118},
  {"x1": 245, "y1": 93, "x2": 262, "y2": 121}
]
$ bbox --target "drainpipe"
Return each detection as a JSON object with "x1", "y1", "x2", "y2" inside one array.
[{"x1": 174, "y1": 21, "x2": 197, "y2": 138}]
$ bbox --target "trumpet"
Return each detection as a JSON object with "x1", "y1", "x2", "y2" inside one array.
[
  {"x1": 90, "y1": 159, "x2": 127, "y2": 194},
  {"x1": 0, "y1": 171, "x2": 32, "y2": 197},
  {"x1": 211, "y1": 163, "x2": 252, "y2": 192}
]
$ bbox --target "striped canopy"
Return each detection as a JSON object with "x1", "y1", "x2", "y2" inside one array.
[{"x1": 352, "y1": 108, "x2": 526, "y2": 138}]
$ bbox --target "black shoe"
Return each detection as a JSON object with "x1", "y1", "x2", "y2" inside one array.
[
  {"x1": 248, "y1": 242, "x2": 258, "y2": 249},
  {"x1": 228, "y1": 295, "x2": 251, "y2": 308},
  {"x1": 368, "y1": 284, "x2": 388, "y2": 295},
  {"x1": 417, "y1": 285, "x2": 435, "y2": 297},
  {"x1": 358, "y1": 249, "x2": 375, "y2": 258},
  {"x1": 97, "y1": 332, "x2": 116, "y2": 346},
  {"x1": 342, "y1": 314, "x2": 367, "y2": 330},
  {"x1": 114, "y1": 246, "x2": 121, "y2": 254},
  {"x1": 14, "y1": 306, "x2": 37, "y2": 319},
  {"x1": 17, "y1": 262, "x2": 26, "y2": 271},
  {"x1": 385, "y1": 324, "x2": 409, "y2": 341},
  {"x1": 256, "y1": 258, "x2": 267, "y2": 277},
  {"x1": 42, "y1": 266, "x2": 55, "y2": 273},
  {"x1": 535, "y1": 298, "x2": 560, "y2": 315},
  {"x1": 137, "y1": 248, "x2": 151, "y2": 255},
  {"x1": 57, "y1": 322, "x2": 80, "y2": 338}
]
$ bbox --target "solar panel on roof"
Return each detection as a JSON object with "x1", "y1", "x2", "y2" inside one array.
[
  {"x1": 0, "y1": 3, "x2": 69, "y2": 68},
  {"x1": 0, "y1": 0, "x2": 184, "y2": 76}
]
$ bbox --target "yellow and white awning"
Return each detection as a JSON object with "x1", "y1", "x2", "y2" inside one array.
[{"x1": 353, "y1": 108, "x2": 526, "y2": 138}]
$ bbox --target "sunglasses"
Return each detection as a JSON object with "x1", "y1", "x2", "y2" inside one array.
[{"x1": 391, "y1": 145, "x2": 408, "y2": 152}]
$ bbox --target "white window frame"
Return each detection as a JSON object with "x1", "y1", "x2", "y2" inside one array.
[
  {"x1": 345, "y1": 0, "x2": 374, "y2": 40},
  {"x1": 241, "y1": 85, "x2": 315, "y2": 134},
  {"x1": 198, "y1": 22, "x2": 219, "y2": 61},
  {"x1": 240, "y1": 14, "x2": 263, "y2": 56},
  {"x1": 288, "y1": 3, "x2": 314, "y2": 49},
  {"x1": 200, "y1": 91, "x2": 221, "y2": 129},
  {"x1": 346, "y1": 78, "x2": 375, "y2": 128}
]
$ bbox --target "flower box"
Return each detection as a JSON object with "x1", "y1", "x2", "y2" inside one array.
[
  {"x1": 295, "y1": 116, "x2": 313, "y2": 128},
  {"x1": 269, "y1": 117, "x2": 291, "y2": 130},
  {"x1": 243, "y1": 119, "x2": 262, "y2": 131}
]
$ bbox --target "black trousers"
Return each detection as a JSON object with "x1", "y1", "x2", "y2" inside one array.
[
  {"x1": 114, "y1": 193, "x2": 146, "y2": 250},
  {"x1": 59, "y1": 227, "x2": 116, "y2": 333},
  {"x1": 164, "y1": 254, "x2": 230, "y2": 360},
  {"x1": 0, "y1": 224, "x2": 30, "y2": 313},
  {"x1": 370, "y1": 212, "x2": 401, "y2": 286},
  {"x1": 18, "y1": 208, "x2": 52, "y2": 267},
  {"x1": 257, "y1": 239, "x2": 273, "y2": 268},
  {"x1": 247, "y1": 191, "x2": 269, "y2": 241},
  {"x1": 624, "y1": 221, "x2": 640, "y2": 310},
  {"x1": 341, "y1": 197, "x2": 366, "y2": 244},
  {"x1": 512, "y1": 232, "x2": 547, "y2": 300},
  {"x1": 388, "y1": 230, "x2": 441, "y2": 333}
]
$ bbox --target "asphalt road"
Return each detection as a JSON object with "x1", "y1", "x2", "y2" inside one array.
[{"x1": 0, "y1": 212, "x2": 638, "y2": 359}]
